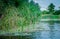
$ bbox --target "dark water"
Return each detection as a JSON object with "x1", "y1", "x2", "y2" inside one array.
[{"x1": 0, "y1": 21, "x2": 60, "y2": 39}]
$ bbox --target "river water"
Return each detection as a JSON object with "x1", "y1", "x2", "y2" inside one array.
[
  {"x1": 32, "y1": 21, "x2": 60, "y2": 39},
  {"x1": 1, "y1": 21, "x2": 60, "y2": 39},
  {"x1": 22, "y1": 21, "x2": 60, "y2": 39}
]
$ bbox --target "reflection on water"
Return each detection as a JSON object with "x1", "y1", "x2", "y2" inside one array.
[
  {"x1": 31, "y1": 21, "x2": 60, "y2": 39},
  {"x1": 0, "y1": 21, "x2": 60, "y2": 39}
]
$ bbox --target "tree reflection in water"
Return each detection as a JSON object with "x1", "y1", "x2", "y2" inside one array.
[{"x1": 49, "y1": 21, "x2": 55, "y2": 39}]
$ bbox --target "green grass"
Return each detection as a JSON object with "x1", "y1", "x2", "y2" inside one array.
[{"x1": 41, "y1": 14, "x2": 60, "y2": 19}]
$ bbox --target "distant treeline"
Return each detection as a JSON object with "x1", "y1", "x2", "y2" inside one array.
[{"x1": 42, "y1": 3, "x2": 60, "y2": 15}]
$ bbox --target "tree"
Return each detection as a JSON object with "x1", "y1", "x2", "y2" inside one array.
[
  {"x1": 53, "y1": 6, "x2": 60, "y2": 15},
  {"x1": 29, "y1": 0, "x2": 41, "y2": 23},
  {"x1": 0, "y1": 0, "x2": 41, "y2": 32},
  {"x1": 53, "y1": 10, "x2": 60, "y2": 15},
  {"x1": 48, "y1": 3, "x2": 55, "y2": 14}
]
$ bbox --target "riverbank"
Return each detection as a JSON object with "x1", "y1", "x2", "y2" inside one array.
[{"x1": 0, "y1": 14, "x2": 60, "y2": 35}]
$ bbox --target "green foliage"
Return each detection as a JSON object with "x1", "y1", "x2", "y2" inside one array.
[
  {"x1": 0, "y1": 0, "x2": 41, "y2": 31},
  {"x1": 53, "y1": 7, "x2": 60, "y2": 15},
  {"x1": 48, "y1": 3, "x2": 55, "y2": 14},
  {"x1": 53, "y1": 10, "x2": 60, "y2": 15},
  {"x1": 42, "y1": 3, "x2": 60, "y2": 15},
  {"x1": 42, "y1": 10, "x2": 49, "y2": 14}
]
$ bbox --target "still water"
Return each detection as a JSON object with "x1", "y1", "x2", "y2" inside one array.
[
  {"x1": 30, "y1": 21, "x2": 60, "y2": 39},
  {"x1": 1, "y1": 21, "x2": 60, "y2": 39}
]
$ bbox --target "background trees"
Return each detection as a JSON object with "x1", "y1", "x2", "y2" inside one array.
[
  {"x1": 48, "y1": 3, "x2": 55, "y2": 14},
  {"x1": 53, "y1": 10, "x2": 60, "y2": 15},
  {"x1": 42, "y1": 3, "x2": 60, "y2": 15},
  {"x1": 53, "y1": 7, "x2": 60, "y2": 15}
]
